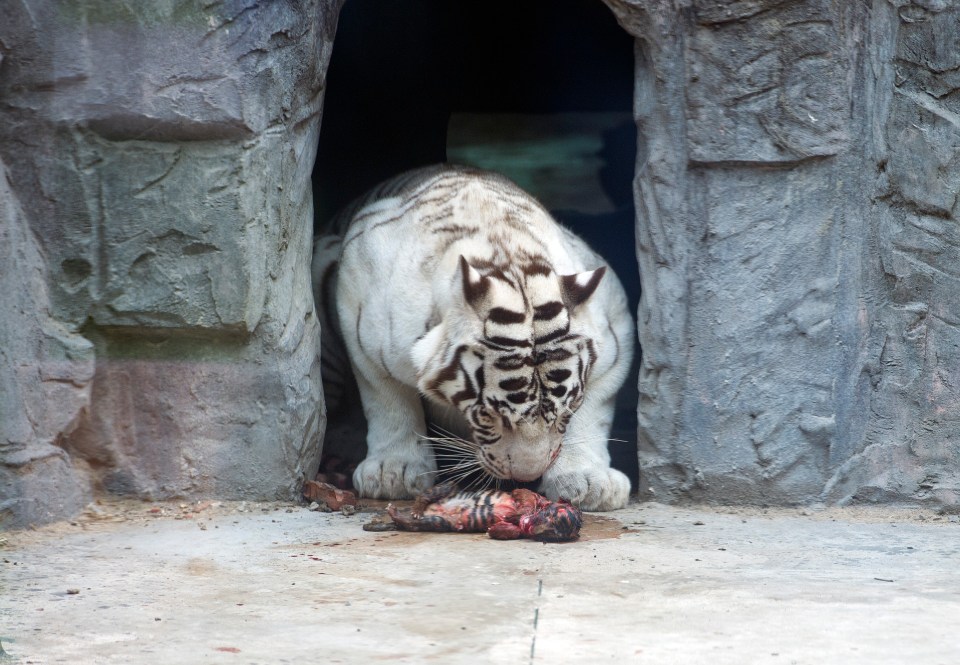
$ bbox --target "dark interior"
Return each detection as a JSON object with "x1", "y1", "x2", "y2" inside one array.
[{"x1": 311, "y1": 0, "x2": 640, "y2": 490}]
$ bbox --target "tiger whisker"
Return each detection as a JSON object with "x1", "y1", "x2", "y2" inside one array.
[
  {"x1": 419, "y1": 434, "x2": 476, "y2": 447},
  {"x1": 424, "y1": 443, "x2": 479, "y2": 457},
  {"x1": 432, "y1": 452, "x2": 479, "y2": 462},
  {"x1": 429, "y1": 448, "x2": 476, "y2": 457},
  {"x1": 425, "y1": 423, "x2": 474, "y2": 442},
  {"x1": 432, "y1": 456, "x2": 474, "y2": 466},
  {"x1": 425, "y1": 440, "x2": 468, "y2": 450},
  {"x1": 433, "y1": 452, "x2": 477, "y2": 462},
  {"x1": 438, "y1": 453, "x2": 478, "y2": 469},
  {"x1": 420, "y1": 424, "x2": 467, "y2": 437},
  {"x1": 433, "y1": 449, "x2": 480, "y2": 468},
  {"x1": 426, "y1": 423, "x2": 460, "y2": 436},
  {"x1": 439, "y1": 465, "x2": 486, "y2": 489},
  {"x1": 555, "y1": 404, "x2": 625, "y2": 449},
  {"x1": 418, "y1": 433, "x2": 479, "y2": 451},
  {"x1": 562, "y1": 436, "x2": 630, "y2": 447},
  {"x1": 429, "y1": 442, "x2": 479, "y2": 453},
  {"x1": 480, "y1": 474, "x2": 494, "y2": 493},
  {"x1": 433, "y1": 461, "x2": 479, "y2": 470},
  {"x1": 418, "y1": 432, "x2": 461, "y2": 441},
  {"x1": 422, "y1": 460, "x2": 476, "y2": 482},
  {"x1": 431, "y1": 450, "x2": 479, "y2": 462},
  {"x1": 422, "y1": 432, "x2": 493, "y2": 491}
]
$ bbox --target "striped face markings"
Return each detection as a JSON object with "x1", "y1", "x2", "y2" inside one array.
[
  {"x1": 478, "y1": 271, "x2": 532, "y2": 349},
  {"x1": 424, "y1": 335, "x2": 594, "y2": 444},
  {"x1": 456, "y1": 333, "x2": 593, "y2": 450},
  {"x1": 419, "y1": 258, "x2": 605, "y2": 450},
  {"x1": 488, "y1": 340, "x2": 589, "y2": 420}
]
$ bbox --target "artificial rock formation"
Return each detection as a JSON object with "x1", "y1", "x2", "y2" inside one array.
[
  {"x1": 0, "y1": 0, "x2": 342, "y2": 526},
  {"x1": 0, "y1": 156, "x2": 95, "y2": 525},
  {"x1": 605, "y1": 0, "x2": 960, "y2": 506},
  {"x1": 3, "y1": 0, "x2": 958, "y2": 526}
]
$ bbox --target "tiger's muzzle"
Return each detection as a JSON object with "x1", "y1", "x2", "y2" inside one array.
[{"x1": 476, "y1": 422, "x2": 561, "y2": 482}]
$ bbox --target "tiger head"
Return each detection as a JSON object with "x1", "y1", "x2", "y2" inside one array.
[{"x1": 412, "y1": 256, "x2": 604, "y2": 483}]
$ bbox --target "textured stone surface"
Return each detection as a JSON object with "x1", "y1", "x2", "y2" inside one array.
[
  {"x1": 605, "y1": 0, "x2": 960, "y2": 506},
  {"x1": 4, "y1": 0, "x2": 958, "y2": 523},
  {"x1": 685, "y1": 0, "x2": 850, "y2": 163},
  {"x1": 0, "y1": 156, "x2": 95, "y2": 526},
  {"x1": 0, "y1": 0, "x2": 340, "y2": 525}
]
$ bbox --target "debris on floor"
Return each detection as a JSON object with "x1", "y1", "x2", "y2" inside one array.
[{"x1": 302, "y1": 480, "x2": 358, "y2": 511}]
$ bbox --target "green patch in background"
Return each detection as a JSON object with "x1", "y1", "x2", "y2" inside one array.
[{"x1": 447, "y1": 112, "x2": 634, "y2": 216}]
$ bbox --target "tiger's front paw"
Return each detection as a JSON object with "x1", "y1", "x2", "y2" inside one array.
[
  {"x1": 539, "y1": 464, "x2": 630, "y2": 511},
  {"x1": 352, "y1": 451, "x2": 436, "y2": 500}
]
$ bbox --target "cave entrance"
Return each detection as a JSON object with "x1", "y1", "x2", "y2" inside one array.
[{"x1": 311, "y1": 0, "x2": 640, "y2": 490}]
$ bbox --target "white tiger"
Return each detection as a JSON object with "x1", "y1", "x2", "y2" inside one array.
[{"x1": 313, "y1": 165, "x2": 634, "y2": 511}]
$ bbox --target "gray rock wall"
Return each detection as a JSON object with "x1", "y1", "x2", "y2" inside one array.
[
  {"x1": 0, "y1": 0, "x2": 342, "y2": 526},
  {"x1": 3, "y1": 0, "x2": 956, "y2": 524},
  {"x1": 605, "y1": 0, "x2": 960, "y2": 506},
  {"x1": 0, "y1": 156, "x2": 95, "y2": 524}
]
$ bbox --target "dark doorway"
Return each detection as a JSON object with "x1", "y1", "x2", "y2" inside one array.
[{"x1": 312, "y1": 0, "x2": 640, "y2": 490}]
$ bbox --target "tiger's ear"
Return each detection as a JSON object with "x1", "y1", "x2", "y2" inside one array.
[
  {"x1": 560, "y1": 266, "x2": 606, "y2": 310},
  {"x1": 459, "y1": 255, "x2": 490, "y2": 311}
]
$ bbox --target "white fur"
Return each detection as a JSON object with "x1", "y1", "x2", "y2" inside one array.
[{"x1": 329, "y1": 166, "x2": 634, "y2": 510}]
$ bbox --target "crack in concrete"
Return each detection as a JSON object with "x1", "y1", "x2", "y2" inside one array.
[{"x1": 529, "y1": 577, "x2": 543, "y2": 664}]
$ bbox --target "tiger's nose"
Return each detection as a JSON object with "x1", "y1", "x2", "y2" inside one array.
[
  {"x1": 506, "y1": 449, "x2": 558, "y2": 482},
  {"x1": 509, "y1": 469, "x2": 543, "y2": 483}
]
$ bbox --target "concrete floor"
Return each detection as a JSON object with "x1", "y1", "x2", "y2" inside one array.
[{"x1": 3, "y1": 499, "x2": 959, "y2": 664}]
